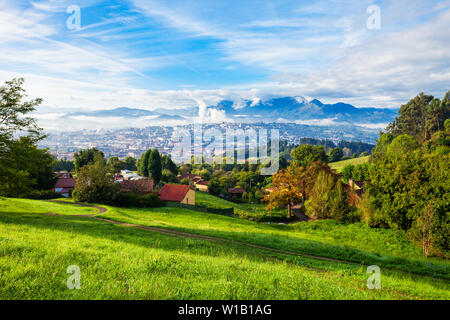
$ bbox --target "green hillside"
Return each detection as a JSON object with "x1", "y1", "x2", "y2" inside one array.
[
  {"x1": 0, "y1": 198, "x2": 448, "y2": 299},
  {"x1": 329, "y1": 156, "x2": 370, "y2": 172}
]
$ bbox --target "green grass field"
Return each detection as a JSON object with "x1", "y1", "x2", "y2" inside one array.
[
  {"x1": 329, "y1": 155, "x2": 370, "y2": 172},
  {"x1": 0, "y1": 197, "x2": 448, "y2": 299}
]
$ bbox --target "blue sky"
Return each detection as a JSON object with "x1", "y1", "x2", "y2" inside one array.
[{"x1": 0, "y1": 0, "x2": 449, "y2": 128}]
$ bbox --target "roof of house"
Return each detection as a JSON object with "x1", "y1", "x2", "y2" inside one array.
[
  {"x1": 55, "y1": 177, "x2": 76, "y2": 188},
  {"x1": 228, "y1": 187, "x2": 246, "y2": 194},
  {"x1": 121, "y1": 178, "x2": 154, "y2": 193},
  {"x1": 196, "y1": 181, "x2": 209, "y2": 186},
  {"x1": 159, "y1": 184, "x2": 191, "y2": 202}
]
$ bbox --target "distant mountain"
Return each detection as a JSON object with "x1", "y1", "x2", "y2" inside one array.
[
  {"x1": 66, "y1": 107, "x2": 159, "y2": 118},
  {"x1": 62, "y1": 97, "x2": 397, "y2": 125},
  {"x1": 210, "y1": 96, "x2": 397, "y2": 124},
  {"x1": 65, "y1": 107, "x2": 191, "y2": 121}
]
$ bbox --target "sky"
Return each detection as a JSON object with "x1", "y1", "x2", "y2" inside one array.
[{"x1": 0, "y1": 0, "x2": 449, "y2": 129}]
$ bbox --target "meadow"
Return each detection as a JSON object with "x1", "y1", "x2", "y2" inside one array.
[
  {"x1": 0, "y1": 197, "x2": 448, "y2": 300},
  {"x1": 329, "y1": 155, "x2": 370, "y2": 172}
]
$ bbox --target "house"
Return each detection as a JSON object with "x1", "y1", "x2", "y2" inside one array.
[
  {"x1": 159, "y1": 184, "x2": 195, "y2": 205},
  {"x1": 120, "y1": 170, "x2": 146, "y2": 181},
  {"x1": 54, "y1": 177, "x2": 76, "y2": 197},
  {"x1": 195, "y1": 180, "x2": 209, "y2": 192},
  {"x1": 121, "y1": 178, "x2": 154, "y2": 194},
  {"x1": 228, "y1": 187, "x2": 246, "y2": 199}
]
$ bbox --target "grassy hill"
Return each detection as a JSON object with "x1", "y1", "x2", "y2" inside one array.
[
  {"x1": 0, "y1": 197, "x2": 448, "y2": 299},
  {"x1": 329, "y1": 155, "x2": 370, "y2": 172}
]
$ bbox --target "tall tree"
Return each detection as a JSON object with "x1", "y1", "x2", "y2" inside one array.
[
  {"x1": 387, "y1": 92, "x2": 434, "y2": 142},
  {"x1": 0, "y1": 78, "x2": 44, "y2": 151},
  {"x1": 139, "y1": 149, "x2": 151, "y2": 177},
  {"x1": 0, "y1": 78, "x2": 52, "y2": 197},
  {"x1": 148, "y1": 149, "x2": 162, "y2": 183}
]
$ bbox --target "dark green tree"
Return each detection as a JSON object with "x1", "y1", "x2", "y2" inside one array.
[
  {"x1": 148, "y1": 149, "x2": 162, "y2": 183},
  {"x1": 327, "y1": 147, "x2": 344, "y2": 162},
  {"x1": 139, "y1": 149, "x2": 151, "y2": 177},
  {"x1": 74, "y1": 148, "x2": 104, "y2": 172},
  {"x1": 123, "y1": 156, "x2": 137, "y2": 171}
]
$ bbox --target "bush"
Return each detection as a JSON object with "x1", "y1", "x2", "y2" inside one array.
[
  {"x1": 113, "y1": 192, "x2": 162, "y2": 208},
  {"x1": 20, "y1": 190, "x2": 62, "y2": 200}
]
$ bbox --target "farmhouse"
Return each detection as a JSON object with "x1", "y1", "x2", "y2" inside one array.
[
  {"x1": 159, "y1": 184, "x2": 195, "y2": 205},
  {"x1": 53, "y1": 177, "x2": 76, "y2": 197},
  {"x1": 228, "y1": 187, "x2": 246, "y2": 199},
  {"x1": 194, "y1": 180, "x2": 209, "y2": 192}
]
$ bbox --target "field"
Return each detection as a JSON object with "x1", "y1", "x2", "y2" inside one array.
[
  {"x1": 329, "y1": 155, "x2": 370, "y2": 172},
  {"x1": 0, "y1": 197, "x2": 449, "y2": 300}
]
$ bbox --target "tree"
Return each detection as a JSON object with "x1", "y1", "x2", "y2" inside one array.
[
  {"x1": 161, "y1": 155, "x2": 178, "y2": 175},
  {"x1": 341, "y1": 164, "x2": 354, "y2": 183},
  {"x1": 74, "y1": 148, "x2": 104, "y2": 172},
  {"x1": 0, "y1": 78, "x2": 54, "y2": 197},
  {"x1": 413, "y1": 201, "x2": 436, "y2": 257},
  {"x1": 370, "y1": 133, "x2": 393, "y2": 163},
  {"x1": 0, "y1": 78, "x2": 44, "y2": 151},
  {"x1": 386, "y1": 134, "x2": 420, "y2": 156},
  {"x1": 139, "y1": 149, "x2": 151, "y2": 177},
  {"x1": 123, "y1": 156, "x2": 137, "y2": 171},
  {"x1": 327, "y1": 147, "x2": 343, "y2": 162},
  {"x1": 0, "y1": 137, "x2": 57, "y2": 197},
  {"x1": 54, "y1": 159, "x2": 75, "y2": 172},
  {"x1": 291, "y1": 144, "x2": 328, "y2": 168},
  {"x1": 107, "y1": 156, "x2": 124, "y2": 173},
  {"x1": 387, "y1": 92, "x2": 434, "y2": 142},
  {"x1": 264, "y1": 165, "x2": 303, "y2": 218},
  {"x1": 148, "y1": 149, "x2": 162, "y2": 183},
  {"x1": 305, "y1": 170, "x2": 334, "y2": 219},
  {"x1": 73, "y1": 155, "x2": 120, "y2": 204},
  {"x1": 300, "y1": 161, "x2": 339, "y2": 200}
]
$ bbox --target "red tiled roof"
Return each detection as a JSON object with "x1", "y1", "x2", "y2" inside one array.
[
  {"x1": 228, "y1": 187, "x2": 245, "y2": 194},
  {"x1": 196, "y1": 181, "x2": 209, "y2": 185},
  {"x1": 159, "y1": 184, "x2": 190, "y2": 202},
  {"x1": 55, "y1": 177, "x2": 75, "y2": 188}
]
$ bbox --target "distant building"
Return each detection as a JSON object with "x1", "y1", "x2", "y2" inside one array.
[
  {"x1": 54, "y1": 177, "x2": 76, "y2": 197},
  {"x1": 195, "y1": 180, "x2": 209, "y2": 192},
  {"x1": 228, "y1": 187, "x2": 246, "y2": 199},
  {"x1": 159, "y1": 184, "x2": 195, "y2": 205}
]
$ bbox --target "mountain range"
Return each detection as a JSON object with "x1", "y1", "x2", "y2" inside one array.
[{"x1": 63, "y1": 96, "x2": 397, "y2": 125}]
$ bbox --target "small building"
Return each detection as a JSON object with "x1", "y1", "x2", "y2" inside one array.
[
  {"x1": 121, "y1": 178, "x2": 154, "y2": 194},
  {"x1": 195, "y1": 180, "x2": 209, "y2": 192},
  {"x1": 159, "y1": 184, "x2": 195, "y2": 205},
  {"x1": 54, "y1": 177, "x2": 76, "y2": 197},
  {"x1": 228, "y1": 187, "x2": 246, "y2": 199}
]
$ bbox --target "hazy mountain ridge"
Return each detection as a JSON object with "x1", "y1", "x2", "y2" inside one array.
[{"x1": 61, "y1": 96, "x2": 397, "y2": 125}]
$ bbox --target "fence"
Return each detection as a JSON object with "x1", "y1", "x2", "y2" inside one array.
[{"x1": 164, "y1": 201, "x2": 234, "y2": 216}]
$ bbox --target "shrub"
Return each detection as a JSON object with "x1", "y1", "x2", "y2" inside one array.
[
  {"x1": 20, "y1": 190, "x2": 61, "y2": 200},
  {"x1": 113, "y1": 192, "x2": 162, "y2": 208}
]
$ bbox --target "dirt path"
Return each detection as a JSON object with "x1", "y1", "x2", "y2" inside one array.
[
  {"x1": 47, "y1": 200, "x2": 106, "y2": 216},
  {"x1": 46, "y1": 200, "x2": 446, "y2": 289}
]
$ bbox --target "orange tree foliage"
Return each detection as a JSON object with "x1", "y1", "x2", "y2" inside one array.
[{"x1": 264, "y1": 165, "x2": 303, "y2": 218}]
